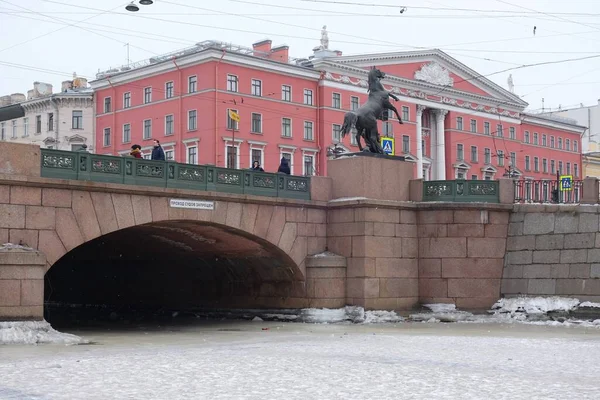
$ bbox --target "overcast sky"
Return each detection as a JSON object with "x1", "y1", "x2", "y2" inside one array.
[{"x1": 1, "y1": 0, "x2": 600, "y2": 112}]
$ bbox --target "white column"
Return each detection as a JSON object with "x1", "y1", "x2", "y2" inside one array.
[
  {"x1": 435, "y1": 109, "x2": 448, "y2": 180},
  {"x1": 416, "y1": 105, "x2": 426, "y2": 179}
]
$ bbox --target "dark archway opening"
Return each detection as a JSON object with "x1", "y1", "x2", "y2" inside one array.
[{"x1": 45, "y1": 220, "x2": 304, "y2": 329}]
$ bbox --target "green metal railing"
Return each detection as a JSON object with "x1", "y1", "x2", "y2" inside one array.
[
  {"x1": 40, "y1": 149, "x2": 311, "y2": 200},
  {"x1": 422, "y1": 180, "x2": 499, "y2": 203}
]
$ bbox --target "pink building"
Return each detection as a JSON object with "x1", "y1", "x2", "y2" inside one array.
[{"x1": 90, "y1": 37, "x2": 585, "y2": 181}]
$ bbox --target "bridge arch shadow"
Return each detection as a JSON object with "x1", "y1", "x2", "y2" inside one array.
[{"x1": 44, "y1": 220, "x2": 306, "y2": 322}]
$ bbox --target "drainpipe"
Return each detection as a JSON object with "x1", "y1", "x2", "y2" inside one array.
[
  {"x1": 52, "y1": 97, "x2": 59, "y2": 148},
  {"x1": 107, "y1": 78, "x2": 116, "y2": 155},
  {"x1": 316, "y1": 71, "x2": 324, "y2": 175},
  {"x1": 215, "y1": 50, "x2": 226, "y2": 166},
  {"x1": 173, "y1": 59, "x2": 182, "y2": 161}
]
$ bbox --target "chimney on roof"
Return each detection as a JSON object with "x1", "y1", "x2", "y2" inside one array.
[
  {"x1": 270, "y1": 45, "x2": 289, "y2": 62},
  {"x1": 252, "y1": 39, "x2": 272, "y2": 57}
]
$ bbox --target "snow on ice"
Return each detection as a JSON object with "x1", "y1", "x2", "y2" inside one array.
[{"x1": 0, "y1": 321, "x2": 87, "y2": 345}]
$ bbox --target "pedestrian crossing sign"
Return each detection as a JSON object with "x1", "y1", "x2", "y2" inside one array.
[
  {"x1": 560, "y1": 175, "x2": 573, "y2": 191},
  {"x1": 381, "y1": 137, "x2": 394, "y2": 155}
]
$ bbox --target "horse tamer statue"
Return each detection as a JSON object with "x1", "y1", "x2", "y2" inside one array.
[{"x1": 341, "y1": 67, "x2": 403, "y2": 154}]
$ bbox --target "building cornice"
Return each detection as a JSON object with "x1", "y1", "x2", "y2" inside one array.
[
  {"x1": 327, "y1": 49, "x2": 527, "y2": 107},
  {"x1": 90, "y1": 49, "x2": 320, "y2": 90},
  {"x1": 522, "y1": 114, "x2": 588, "y2": 135}
]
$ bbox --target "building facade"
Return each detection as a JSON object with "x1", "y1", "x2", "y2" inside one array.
[
  {"x1": 0, "y1": 77, "x2": 94, "y2": 151},
  {"x1": 90, "y1": 36, "x2": 585, "y2": 180},
  {"x1": 548, "y1": 102, "x2": 600, "y2": 178}
]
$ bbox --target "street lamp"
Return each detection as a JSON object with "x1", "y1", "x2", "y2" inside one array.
[
  {"x1": 503, "y1": 165, "x2": 517, "y2": 179},
  {"x1": 126, "y1": 0, "x2": 154, "y2": 12}
]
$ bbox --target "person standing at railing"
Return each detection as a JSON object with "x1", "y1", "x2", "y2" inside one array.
[
  {"x1": 151, "y1": 139, "x2": 165, "y2": 161},
  {"x1": 130, "y1": 144, "x2": 142, "y2": 158},
  {"x1": 277, "y1": 157, "x2": 290, "y2": 175},
  {"x1": 251, "y1": 160, "x2": 264, "y2": 172}
]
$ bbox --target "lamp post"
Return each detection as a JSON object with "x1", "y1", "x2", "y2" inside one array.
[{"x1": 126, "y1": 0, "x2": 154, "y2": 12}]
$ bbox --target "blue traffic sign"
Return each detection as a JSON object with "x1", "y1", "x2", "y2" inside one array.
[
  {"x1": 380, "y1": 137, "x2": 395, "y2": 155},
  {"x1": 560, "y1": 175, "x2": 573, "y2": 191}
]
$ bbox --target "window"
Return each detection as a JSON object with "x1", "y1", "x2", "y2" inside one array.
[
  {"x1": 510, "y1": 152, "x2": 516, "y2": 168},
  {"x1": 0, "y1": 123, "x2": 4, "y2": 141},
  {"x1": 534, "y1": 157, "x2": 539, "y2": 172},
  {"x1": 497, "y1": 150, "x2": 504, "y2": 167},
  {"x1": 575, "y1": 164, "x2": 579, "y2": 177},
  {"x1": 533, "y1": 132, "x2": 538, "y2": 145},
  {"x1": 303, "y1": 155, "x2": 314, "y2": 176},
  {"x1": 227, "y1": 109, "x2": 239, "y2": 130},
  {"x1": 350, "y1": 128, "x2": 358, "y2": 146},
  {"x1": 402, "y1": 106, "x2": 409, "y2": 122},
  {"x1": 123, "y1": 92, "x2": 131, "y2": 108},
  {"x1": 351, "y1": 96, "x2": 359, "y2": 111},
  {"x1": 251, "y1": 79, "x2": 262, "y2": 96},
  {"x1": 551, "y1": 160, "x2": 556, "y2": 174},
  {"x1": 303, "y1": 89, "x2": 313, "y2": 105},
  {"x1": 332, "y1": 93, "x2": 341, "y2": 109},
  {"x1": 543, "y1": 159, "x2": 548, "y2": 173},
  {"x1": 559, "y1": 161, "x2": 563, "y2": 174},
  {"x1": 187, "y1": 146, "x2": 197, "y2": 164},
  {"x1": 251, "y1": 113, "x2": 262, "y2": 133},
  {"x1": 226, "y1": 145, "x2": 238, "y2": 169},
  {"x1": 251, "y1": 149, "x2": 262, "y2": 167},
  {"x1": 165, "y1": 115, "x2": 174, "y2": 135},
  {"x1": 456, "y1": 117, "x2": 463, "y2": 130},
  {"x1": 542, "y1": 134, "x2": 547, "y2": 146},
  {"x1": 457, "y1": 144, "x2": 464, "y2": 160},
  {"x1": 165, "y1": 82, "x2": 174, "y2": 99},
  {"x1": 227, "y1": 74, "x2": 238, "y2": 92},
  {"x1": 470, "y1": 146, "x2": 477, "y2": 162},
  {"x1": 304, "y1": 121, "x2": 313, "y2": 140},
  {"x1": 332, "y1": 124, "x2": 342, "y2": 142},
  {"x1": 72, "y1": 110, "x2": 83, "y2": 129},
  {"x1": 565, "y1": 139, "x2": 571, "y2": 151},
  {"x1": 188, "y1": 76, "x2": 197, "y2": 94},
  {"x1": 143, "y1": 119, "x2": 152, "y2": 139},
  {"x1": 558, "y1": 138, "x2": 563, "y2": 149},
  {"x1": 35, "y1": 115, "x2": 41, "y2": 134},
  {"x1": 484, "y1": 148, "x2": 491, "y2": 164},
  {"x1": 470, "y1": 119, "x2": 477, "y2": 133},
  {"x1": 509, "y1": 127, "x2": 515, "y2": 140},
  {"x1": 550, "y1": 136, "x2": 555, "y2": 148},
  {"x1": 144, "y1": 87, "x2": 152, "y2": 104},
  {"x1": 143, "y1": 154, "x2": 151, "y2": 160},
  {"x1": 402, "y1": 135, "x2": 410, "y2": 153},
  {"x1": 484, "y1": 122, "x2": 490, "y2": 135},
  {"x1": 282, "y1": 118, "x2": 292, "y2": 137},
  {"x1": 566, "y1": 162, "x2": 571, "y2": 175},
  {"x1": 103, "y1": 128, "x2": 111, "y2": 146},
  {"x1": 165, "y1": 150, "x2": 174, "y2": 161},
  {"x1": 188, "y1": 110, "x2": 197, "y2": 130},
  {"x1": 123, "y1": 123, "x2": 131, "y2": 143},
  {"x1": 574, "y1": 141, "x2": 579, "y2": 152},
  {"x1": 496, "y1": 124, "x2": 503, "y2": 137},
  {"x1": 282, "y1": 85, "x2": 291, "y2": 102},
  {"x1": 104, "y1": 97, "x2": 111, "y2": 113},
  {"x1": 22, "y1": 118, "x2": 28, "y2": 137},
  {"x1": 11, "y1": 121, "x2": 16, "y2": 138},
  {"x1": 422, "y1": 139, "x2": 426, "y2": 157},
  {"x1": 48, "y1": 113, "x2": 53, "y2": 131},
  {"x1": 525, "y1": 156, "x2": 530, "y2": 171},
  {"x1": 471, "y1": 175, "x2": 478, "y2": 180},
  {"x1": 524, "y1": 131, "x2": 530, "y2": 143},
  {"x1": 382, "y1": 122, "x2": 393, "y2": 137}
]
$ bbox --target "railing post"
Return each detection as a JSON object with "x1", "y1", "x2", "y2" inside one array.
[
  {"x1": 498, "y1": 178, "x2": 515, "y2": 204},
  {"x1": 580, "y1": 177, "x2": 599, "y2": 204}
]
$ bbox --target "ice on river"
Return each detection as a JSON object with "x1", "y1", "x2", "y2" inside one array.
[{"x1": 1, "y1": 322, "x2": 600, "y2": 400}]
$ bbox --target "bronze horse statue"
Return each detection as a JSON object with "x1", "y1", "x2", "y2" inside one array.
[{"x1": 341, "y1": 67, "x2": 403, "y2": 153}]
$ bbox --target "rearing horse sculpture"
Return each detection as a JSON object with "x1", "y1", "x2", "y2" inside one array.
[{"x1": 340, "y1": 67, "x2": 403, "y2": 153}]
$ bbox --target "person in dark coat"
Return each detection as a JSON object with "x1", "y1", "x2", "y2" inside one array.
[
  {"x1": 251, "y1": 160, "x2": 264, "y2": 172},
  {"x1": 277, "y1": 157, "x2": 291, "y2": 175},
  {"x1": 151, "y1": 139, "x2": 165, "y2": 161},
  {"x1": 130, "y1": 144, "x2": 142, "y2": 158}
]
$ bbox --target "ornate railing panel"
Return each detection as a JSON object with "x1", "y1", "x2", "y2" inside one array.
[
  {"x1": 514, "y1": 179, "x2": 582, "y2": 204},
  {"x1": 40, "y1": 149, "x2": 311, "y2": 200},
  {"x1": 423, "y1": 180, "x2": 499, "y2": 203}
]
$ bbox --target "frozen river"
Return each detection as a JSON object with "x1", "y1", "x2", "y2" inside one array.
[{"x1": 1, "y1": 320, "x2": 600, "y2": 400}]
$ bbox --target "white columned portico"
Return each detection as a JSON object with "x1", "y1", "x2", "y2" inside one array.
[
  {"x1": 416, "y1": 104, "x2": 426, "y2": 179},
  {"x1": 435, "y1": 109, "x2": 448, "y2": 180}
]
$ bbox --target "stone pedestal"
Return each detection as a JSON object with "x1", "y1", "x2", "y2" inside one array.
[
  {"x1": 581, "y1": 177, "x2": 599, "y2": 204},
  {"x1": 305, "y1": 252, "x2": 346, "y2": 308},
  {"x1": 327, "y1": 155, "x2": 413, "y2": 202},
  {"x1": 0, "y1": 244, "x2": 46, "y2": 320}
]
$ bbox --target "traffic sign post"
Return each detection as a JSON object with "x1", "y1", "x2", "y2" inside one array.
[
  {"x1": 559, "y1": 175, "x2": 573, "y2": 192},
  {"x1": 380, "y1": 137, "x2": 394, "y2": 156}
]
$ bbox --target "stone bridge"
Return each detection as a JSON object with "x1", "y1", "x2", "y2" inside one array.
[{"x1": 3, "y1": 142, "x2": 600, "y2": 321}]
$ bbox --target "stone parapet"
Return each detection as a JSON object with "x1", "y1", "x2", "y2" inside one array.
[{"x1": 0, "y1": 244, "x2": 46, "y2": 320}]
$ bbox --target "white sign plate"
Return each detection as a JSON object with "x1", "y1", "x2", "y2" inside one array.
[{"x1": 169, "y1": 199, "x2": 215, "y2": 210}]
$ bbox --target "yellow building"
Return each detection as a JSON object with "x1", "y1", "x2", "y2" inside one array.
[{"x1": 583, "y1": 142, "x2": 600, "y2": 178}]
